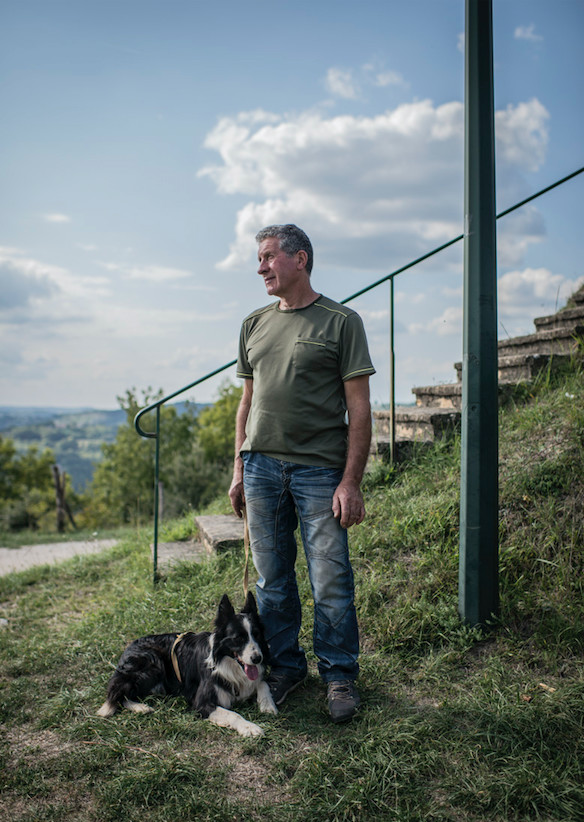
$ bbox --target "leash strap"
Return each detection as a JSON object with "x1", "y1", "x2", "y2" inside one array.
[
  {"x1": 171, "y1": 632, "x2": 188, "y2": 683},
  {"x1": 173, "y1": 512, "x2": 250, "y2": 684},
  {"x1": 243, "y1": 507, "x2": 250, "y2": 598}
]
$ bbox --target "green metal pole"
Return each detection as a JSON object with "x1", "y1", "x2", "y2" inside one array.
[
  {"x1": 389, "y1": 276, "x2": 396, "y2": 465},
  {"x1": 153, "y1": 406, "x2": 160, "y2": 584},
  {"x1": 459, "y1": 0, "x2": 499, "y2": 626}
]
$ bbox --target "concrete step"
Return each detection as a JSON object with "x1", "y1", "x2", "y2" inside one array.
[
  {"x1": 194, "y1": 514, "x2": 244, "y2": 554},
  {"x1": 412, "y1": 383, "x2": 462, "y2": 409},
  {"x1": 411, "y1": 380, "x2": 530, "y2": 410},
  {"x1": 373, "y1": 406, "x2": 460, "y2": 444},
  {"x1": 534, "y1": 304, "x2": 584, "y2": 333},
  {"x1": 453, "y1": 352, "x2": 572, "y2": 383},
  {"x1": 371, "y1": 285, "x2": 584, "y2": 464},
  {"x1": 496, "y1": 326, "x2": 584, "y2": 358}
]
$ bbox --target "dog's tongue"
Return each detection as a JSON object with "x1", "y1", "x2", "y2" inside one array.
[{"x1": 244, "y1": 664, "x2": 259, "y2": 681}]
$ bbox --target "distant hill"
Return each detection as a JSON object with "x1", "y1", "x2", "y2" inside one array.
[
  {"x1": 0, "y1": 402, "x2": 208, "y2": 491},
  {"x1": 0, "y1": 406, "x2": 97, "y2": 431}
]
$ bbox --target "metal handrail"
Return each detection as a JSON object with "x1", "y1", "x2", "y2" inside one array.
[
  {"x1": 135, "y1": 166, "x2": 584, "y2": 580},
  {"x1": 135, "y1": 361, "x2": 235, "y2": 581}
]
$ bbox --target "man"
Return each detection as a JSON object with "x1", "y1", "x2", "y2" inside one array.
[{"x1": 229, "y1": 224, "x2": 375, "y2": 723}]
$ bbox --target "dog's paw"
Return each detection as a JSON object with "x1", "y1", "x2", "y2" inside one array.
[
  {"x1": 97, "y1": 701, "x2": 116, "y2": 718},
  {"x1": 123, "y1": 698, "x2": 154, "y2": 714},
  {"x1": 257, "y1": 681, "x2": 278, "y2": 715},
  {"x1": 239, "y1": 721, "x2": 265, "y2": 738},
  {"x1": 259, "y1": 698, "x2": 278, "y2": 715}
]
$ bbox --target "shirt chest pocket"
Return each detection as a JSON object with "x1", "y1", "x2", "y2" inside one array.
[{"x1": 293, "y1": 338, "x2": 335, "y2": 371}]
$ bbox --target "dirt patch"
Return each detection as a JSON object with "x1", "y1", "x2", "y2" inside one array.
[
  {"x1": 4, "y1": 726, "x2": 78, "y2": 766},
  {"x1": 224, "y1": 749, "x2": 291, "y2": 805}
]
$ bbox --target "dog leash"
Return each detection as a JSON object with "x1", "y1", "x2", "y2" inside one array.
[
  {"x1": 243, "y1": 506, "x2": 250, "y2": 599},
  {"x1": 171, "y1": 511, "x2": 250, "y2": 684},
  {"x1": 171, "y1": 632, "x2": 189, "y2": 683}
]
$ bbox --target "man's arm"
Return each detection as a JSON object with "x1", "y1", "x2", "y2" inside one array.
[
  {"x1": 228, "y1": 378, "x2": 253, "y2": 518},
  {"x1": 332, "y1": 375, "x2": 372, "y2": 529}
]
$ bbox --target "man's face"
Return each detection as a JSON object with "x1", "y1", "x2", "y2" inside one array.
[{"x1": 257, "y1": 237, "x2": 300, "y2": 298}]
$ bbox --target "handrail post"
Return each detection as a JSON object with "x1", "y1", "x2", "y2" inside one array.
[
  {"x1": 389, "y1": 276, "x2": 396, "y2": 465},
  {"x1": 459, "y1": 0, "x2": 499, "y2": 626},
  {"x1": 152, "y1": 406, "x2": 160, "y2": 583},
  {"x1": 133, "y1": 359, "x2": 237, "y2": 584}
]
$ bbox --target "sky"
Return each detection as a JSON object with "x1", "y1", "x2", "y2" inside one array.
[{"x1": 1, "y1": 0, "x2": 583, "y2": 410}]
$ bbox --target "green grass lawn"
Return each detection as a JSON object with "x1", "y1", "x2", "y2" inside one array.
[{"x1": 1, "y1": 361, "x2": 583, "y2": 821}]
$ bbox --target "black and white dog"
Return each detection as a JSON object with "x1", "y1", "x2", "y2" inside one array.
[{"x1": 97, "y1": 592, "x2": 277, "y2": 737}]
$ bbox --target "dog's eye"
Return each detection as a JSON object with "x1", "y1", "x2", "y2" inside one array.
[{"x1": 233, "y1": 631, "x2": 248, "y2": 647}]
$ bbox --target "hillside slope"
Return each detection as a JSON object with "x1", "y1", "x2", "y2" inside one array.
[{"x1": 0, "y1": 357, "x2": 582, "y2": 821}]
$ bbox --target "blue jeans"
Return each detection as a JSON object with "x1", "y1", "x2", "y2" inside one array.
[{"x1": 242, "y1": 451, "x2": 359, "y2": 683}]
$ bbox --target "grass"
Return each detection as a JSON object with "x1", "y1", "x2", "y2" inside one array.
[{"x1": 1, "y1": 359, "x2": 583, "y2": 821}]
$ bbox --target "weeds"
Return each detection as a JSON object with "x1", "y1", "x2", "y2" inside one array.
[{"x1": 1, "y1": 362, "x2": 584, "y2": 820}]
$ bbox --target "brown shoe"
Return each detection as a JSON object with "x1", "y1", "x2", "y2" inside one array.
[{"x1": 327, "y1": 680, "x2": 361, "y2": 723}]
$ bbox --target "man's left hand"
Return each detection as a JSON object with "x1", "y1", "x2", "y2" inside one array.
[{"x1": 332, "y1": 480, "x2": 366, "y2": 529}]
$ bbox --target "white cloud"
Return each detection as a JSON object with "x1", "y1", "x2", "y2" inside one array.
[
  {"x1": 409, "y1": 305, "x2": 462, "y2": 337},
  {"x1": 371, "y1": 70, "x2": 406, "y2": 88},
  {"x1": 0, "y1": 248, "x2": 111, "y2": 323},
  {"x1": 43, "y1": 213, "x2": 71, "y2": 223},
  {"x1": 404, "y1": 269, "x2": 584, "y2": 343},
  {"x1": 497, "y1": 205, "x2": 546, "y2": 268},
  {"x1": 324, "y1": 63, "x2": 407, "y2": 100},
  {"x1": 0, "y1": 245, "x2": 235, "y2": 406},
  {"x1": 498, "y1": 268, "x2": 583, "y2": 319},
  {"x1": 362, "y1": 61, "x2": 408, "y2": 91},
  {"x1": 325, "y1": 67, "x2": 360, "y2": 99},
  {"x1": 0, "y1": 259, "x2": 57, "y2": 310},
  {"x1": 90, "y1": 303, "x2": 232, "y2": 339},
  {"x1": 100, "y1": 261, "x2": 195, "y2": 283},
  {"x1": 495, "y1": 99, "x2": 549, "y2": 172},
  {"x1": 457, "y1": 32, "x2": 465, "y2": 53},
  {"x1": 514, "y1": 24, "x2": 543, "y2": 43},
  {"x1": 199, "y1": 97, "x2": 549, "y2": 272}
]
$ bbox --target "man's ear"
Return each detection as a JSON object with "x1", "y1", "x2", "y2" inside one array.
[{"x1": 297, "y1": 249, "x2": 308, "y2": 271}]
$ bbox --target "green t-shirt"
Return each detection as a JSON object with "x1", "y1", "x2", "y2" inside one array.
[{"x1": 236, "y1": 295, "x2": 375, "y2": 468}]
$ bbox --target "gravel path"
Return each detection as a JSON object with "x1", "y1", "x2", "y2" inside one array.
[{"x1": 0, "y1": 539, "x2": 118, "y2": 576}]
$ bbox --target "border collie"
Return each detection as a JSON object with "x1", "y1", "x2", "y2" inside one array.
[{"x1": 97, "y1": 592, "x2": 277, "y2": 737}]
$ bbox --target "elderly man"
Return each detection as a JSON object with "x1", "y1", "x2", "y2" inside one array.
[{"x1": 229, "y1": 224, "x2": 375, "y2": 723}]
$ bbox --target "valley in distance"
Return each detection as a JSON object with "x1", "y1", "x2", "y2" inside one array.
[{"x1": 0, "y1": 402, "x2": 208, "y2": 491}]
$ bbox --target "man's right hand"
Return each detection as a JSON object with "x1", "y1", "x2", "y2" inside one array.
[{"x1": 229, "y1": 476, "x2": 245, "y2": 518}]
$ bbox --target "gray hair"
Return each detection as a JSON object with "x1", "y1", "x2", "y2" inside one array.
[{"x1": 255, "y1": 224, "x2": 314, "y2": 275}]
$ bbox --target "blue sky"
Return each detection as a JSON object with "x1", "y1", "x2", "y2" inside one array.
[{"x1": 1, "y1": 0, "x2": 583, "y2": 409}]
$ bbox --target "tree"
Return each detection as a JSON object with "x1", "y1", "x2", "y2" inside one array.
[
  {"x1": 0, "y1": 437, "x2": 19, "y2": 501},
  {"x1": 0, "y1": 436, "x2": 60, "y2": 531},
  {"x1": 83, "y1": 389, "x2": 200, "y2": 526},
  {"x1": 196, "y1": 382, "x2": 242, "y2": 467},
  {"x1": 82, "y1": 382, "x2": 242, "y2": 527},
  {"x1": 52, "y1": 464, "x2": 77, "y2": 533}
]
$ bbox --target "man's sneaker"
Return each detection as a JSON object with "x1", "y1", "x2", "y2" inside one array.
[
  {"x1": 327, "y1": 679, "x2": 361, "y2": 723},
  {"x1": 267, "y1": 670, "x2": 307, "y2": 706}
]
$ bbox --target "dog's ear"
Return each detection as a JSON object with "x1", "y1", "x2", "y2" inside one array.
[
  {"x1": 216, "y1": 594, "x2": 235, "y2": 626},
  {"x1": 242, "y1": 591, "x2": 257, "y2": 615}
]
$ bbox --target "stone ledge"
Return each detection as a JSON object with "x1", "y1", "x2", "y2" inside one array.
[{"x1": 195, "y1": 514, "x2": 244, "y2": 554}]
